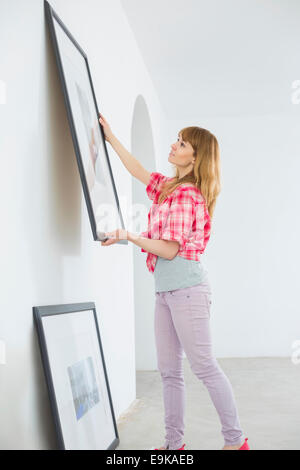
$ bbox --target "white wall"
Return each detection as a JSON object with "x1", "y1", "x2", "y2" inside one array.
[
  {"x1": 0, "y1": 0, "x2": 167, "y2": 449},
  {"x1": 167, "y1": 115, "x2": 300, "y2": 357}
]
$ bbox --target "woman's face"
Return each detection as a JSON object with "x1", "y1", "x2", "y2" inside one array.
[{"x1": 168, "y1": 133, "x2": 195, "y2": 172}]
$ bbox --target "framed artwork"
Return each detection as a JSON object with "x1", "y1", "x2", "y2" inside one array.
[
  {"x1": 45, "y1": 1, "x2": 127, "y2": 244},
  {"x1": 33, "y1": 302, "x2": 119, "y2": 450}
]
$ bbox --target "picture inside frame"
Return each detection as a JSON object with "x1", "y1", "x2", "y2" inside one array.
[
  {"x1": 45, "y1": 1, "x2": 127, "y2": 243},
  {"x1": 33, "y1": 302, "x2": 119, "y2": 450}
]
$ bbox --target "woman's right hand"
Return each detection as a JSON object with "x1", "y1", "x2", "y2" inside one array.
[{"x1": 99, "y1": 113, "x2": 114, "y2": 144}]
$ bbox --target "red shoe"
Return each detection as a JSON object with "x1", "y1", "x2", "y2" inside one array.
[
  {"x1": 154, "y1": 443, "x2": 186, "y2": 450},
  {"x1": 239, "y1": 438, "x2": 250, "y2": 450}
]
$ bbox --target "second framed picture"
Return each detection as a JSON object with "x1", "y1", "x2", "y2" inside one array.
[{"x1": 33, "y1": 302, "x2": 119, "y2": 450}]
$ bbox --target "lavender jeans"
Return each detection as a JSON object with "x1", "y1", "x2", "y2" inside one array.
[{"x1": 154, "y1": 281, "x2": 245, "y2": 449}]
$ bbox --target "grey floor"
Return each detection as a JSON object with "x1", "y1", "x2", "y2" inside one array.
[{"x1": 116, "y1": 358, "x2": 300, "y2": 450}]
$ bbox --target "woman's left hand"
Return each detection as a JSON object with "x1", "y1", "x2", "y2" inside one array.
[{"x1": 101, "y1": 228, "x2": 128, "y2": 246}]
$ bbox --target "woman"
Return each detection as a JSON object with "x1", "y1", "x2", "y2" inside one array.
[{"x1": 98, "y1": 113, "x2": 250, "y2": 451}]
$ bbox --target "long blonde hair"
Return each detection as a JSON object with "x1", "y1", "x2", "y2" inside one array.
[{"x1": 158, "y1": 126, "x2": 221, "y2": 219}]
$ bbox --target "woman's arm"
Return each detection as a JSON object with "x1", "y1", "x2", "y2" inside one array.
[
  {"x1": 128, "y1": 231, "x2": 179, "y2": 260},
  {"x1": 99, "y1": 114, "x2": 151, "y2": 185}
]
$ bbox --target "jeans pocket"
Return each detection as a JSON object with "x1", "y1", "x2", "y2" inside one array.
[{"x1": 170, "y1": 287, "x2": 191, "y2": 299}]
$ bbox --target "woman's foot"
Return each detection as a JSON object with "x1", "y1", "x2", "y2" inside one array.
[
  {"x1": 222, "y1": 443, "x2": 242, "y2": 450},
  {"x1": 222, "y1": 438, "x2": 250, "y2": 450}
]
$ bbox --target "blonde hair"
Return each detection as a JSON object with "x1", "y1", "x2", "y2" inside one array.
[{"x1": 158, "y1": 126, "x2": 221, "y2": 219}]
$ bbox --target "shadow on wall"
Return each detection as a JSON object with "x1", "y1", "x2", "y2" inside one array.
[
  {"x1": 23, "y1": 16, "x2": 82, "y2": 304},
  {"x1": 131, "y1": 95, "x2": 157, "y2": 371}
]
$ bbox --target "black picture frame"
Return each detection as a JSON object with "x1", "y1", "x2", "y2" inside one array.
[
  {"x1": 33, "y1": 302, "x2": 120, "y2": 450},
  {"x1": 45, "y1": 0, "x2": 127, "y2": 244}
]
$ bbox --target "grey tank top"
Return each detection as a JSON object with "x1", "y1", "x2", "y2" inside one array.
[{"x1": 154, "y1": 255, "x2": 209, "y2": 293}]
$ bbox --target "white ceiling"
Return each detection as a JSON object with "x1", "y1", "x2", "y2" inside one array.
[{"x1": 120, "y1": 0, "x2": 300, "y2": 118}]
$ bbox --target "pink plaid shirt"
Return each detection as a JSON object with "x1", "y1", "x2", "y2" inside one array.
[{"x1": 139, "y1": 172, "x2": 211, "y2": 273}]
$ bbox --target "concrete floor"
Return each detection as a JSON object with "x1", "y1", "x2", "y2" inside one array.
[{"x1": 116, "y1": 358, "x2": 300, "y2": 450}]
